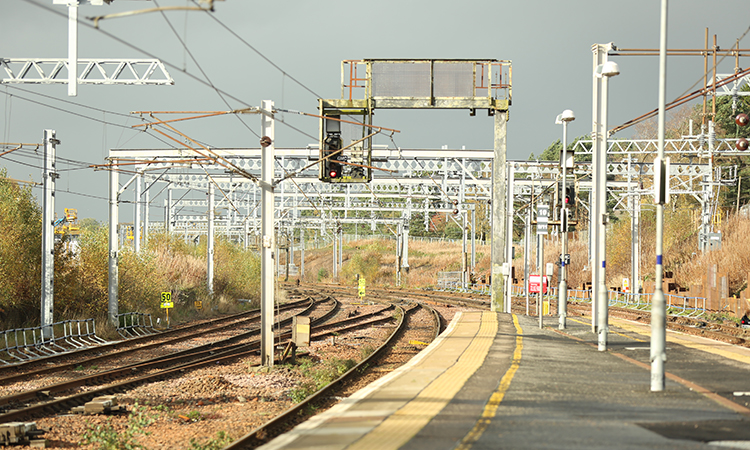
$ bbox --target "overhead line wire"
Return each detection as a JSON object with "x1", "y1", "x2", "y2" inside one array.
[
  {"x1": 152, "y1": 0, "x2": 260, "y2": 139},
  {"x1": 0, "y1": 89, "x2": 178, "y2": 149},
  {"x1": 190, "y1": 0, "x2": 324, "y2": 100},
  {"x1": 23, "y1": 0, "x2": 322, "y2": 147}
]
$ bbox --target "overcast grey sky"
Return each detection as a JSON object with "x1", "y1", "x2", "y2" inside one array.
[{"x1": 2, "y1": 0, "x2": 750, "y2": 221}]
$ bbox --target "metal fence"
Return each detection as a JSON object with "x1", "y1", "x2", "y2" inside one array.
[
  {"x1": 0, "y1": 318, "x2": 106, "y2": 365},
  {"x1": 116, "y1": 312, "x2": 156, "y2": 339},
  {"x1": 508, "y1": 286, "x2": 710, "y2": 318}
]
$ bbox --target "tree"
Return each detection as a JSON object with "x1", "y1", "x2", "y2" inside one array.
[
  {"x1": 0, "y1": 170, "x2": 42, "y2": 325},
  {"x1": 706, "y1": 84, "x2": 750, "y2": 210}
]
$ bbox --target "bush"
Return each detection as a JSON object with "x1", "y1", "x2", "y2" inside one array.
[{"x1": 0, "y1": 171, "x2": 42, "y2": 326}]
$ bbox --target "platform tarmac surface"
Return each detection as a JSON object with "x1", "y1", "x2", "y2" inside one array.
[{"x1": 259, "y1": 311, "x2": 750, "y2": 450}]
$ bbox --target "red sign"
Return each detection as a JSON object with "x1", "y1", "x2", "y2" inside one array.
[{"x1": 528, "y1": 275, "x2": 548, "y2": 294}]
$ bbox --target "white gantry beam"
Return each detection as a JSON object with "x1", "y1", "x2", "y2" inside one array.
[{"x1": 0, "y1": 58, "x2": 174, "y2": 85}]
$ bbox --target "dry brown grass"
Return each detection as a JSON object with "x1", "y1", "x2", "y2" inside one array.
[
  {"x1": 300, "y1": 209, "x2": 750, "y2": 299},
  {"x1": 674, "y1": 215, "x2": 750, "y2": 294},
  {"x1": 301, "y1": 238, "x2": 491, "y2": 288}
]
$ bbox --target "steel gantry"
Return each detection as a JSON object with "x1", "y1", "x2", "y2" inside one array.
[
  {"x1": 571, "y1": 136, "x2": 740, "y2": 249},
  {"x1": 104, "y1": 145, "x2": 495, "y2": 328},
  {"x1": 505, "y1": 158, "x2": 719, "y2": 307},
  {"x1": 1, "y1": 1, "x2": 173, "y2": 96}
]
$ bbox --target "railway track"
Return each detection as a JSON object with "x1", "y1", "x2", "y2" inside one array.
[
  {"x1": 0, "y1": 297, "x2": 316, "y2": 386},
  {"x1": 3, "y1": 286, "x2": 447, "y2": 448}
]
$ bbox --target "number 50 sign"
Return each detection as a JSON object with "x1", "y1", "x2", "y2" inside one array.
[{"x1": 160, "y1": 292, "x2": 173, "y2": 309}]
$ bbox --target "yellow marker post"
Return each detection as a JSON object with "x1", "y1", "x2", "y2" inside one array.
[
  {"x1": 160, "y1": 292, "x2": 173, "y2": 328},
  {"x1": 358, "y1": 277, "x2": 366, "y2": 298}
]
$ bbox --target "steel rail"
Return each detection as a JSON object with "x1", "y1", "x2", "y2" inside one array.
[
  {"x1": 0, "y1": 297, "x2": 313, "y2": 380},
  {"x1": 223, "y1": 303, "x2": 413, "y2": 450},
  {"x1": 0, "y1": 298, "x2": 323, "y2": 414}
]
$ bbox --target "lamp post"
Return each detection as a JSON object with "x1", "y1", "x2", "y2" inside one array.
[
  {"x1": 651, "y1": 0, "x2": 669, "y2": 392},
  {"x1": 595, "y1": 60, "x2": 620, "y2": 351},
  {"x1": 556, "y1": 109, "x2": 575, "y2": 330}
]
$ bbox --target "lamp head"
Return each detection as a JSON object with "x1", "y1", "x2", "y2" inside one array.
[{"x1": 596, "y1": 61, "x2": 620, "y2": 78}]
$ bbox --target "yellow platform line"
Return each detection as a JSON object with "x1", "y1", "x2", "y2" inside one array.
[
  {"x1": 346, "y1": 312, "x2": 498, "y2": 450},
  {"x1": 455, "y1": 314, "x2": 524, "y2": 450}
]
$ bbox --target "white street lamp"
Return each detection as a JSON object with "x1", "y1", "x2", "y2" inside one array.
[
  {"x1": 595, "y1": 61, "x2": 620, "y2": 351},
  {"x1": 556, "y1": 109, "x2": 575, "y2": 330}
]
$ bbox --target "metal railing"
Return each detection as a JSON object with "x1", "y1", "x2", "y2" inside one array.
[
  {"x1": 116, "y1": 312, "x2": 156, "y2": 339},
  {"x1": 0, "y1": 318, "x2": 106, "y2": 365}
]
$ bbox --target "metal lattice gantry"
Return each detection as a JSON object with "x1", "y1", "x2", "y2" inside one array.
[
  {"x1": 108, "y1": 147, "x2": 494, "y2": 267},
  {"x1": 0, "y1": 58, "x2": 174, "y2": 86},
  {"x1": 319, "y1": 58, "x2": 512, "y2": 310},
  {"x1": 2, "y1": 1, "x2": 173, "y2": 96}
]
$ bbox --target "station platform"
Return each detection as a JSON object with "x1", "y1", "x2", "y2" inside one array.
[{"x1": 259, "y1": 311, "x2": 750, "y2": 450}]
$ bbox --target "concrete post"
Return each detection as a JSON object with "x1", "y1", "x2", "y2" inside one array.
[
  {"x1": 491, "y1": 112, "x2": 508, "y2": 312},
  {"x1": 506, "y1": 162, "x2": 515, "y2": 312},
  {"x1": 134, "y1": 172, "x2": 142, "y2": 253},
  {"x1": 108, "y1": 157, "x2": 119, "y2": 327},
  {"x1": 41, "y1": 130, "x2": 57, "y2": 339},
  {"x1": 207, "y1": 183, "x2": 215, "y2": 296},
  {"x1": 167, "y1": 185, "x2": 174, "y2": 234},
  {"x1": 260, "y1": 100, "x2": 276, "y2": 367}
]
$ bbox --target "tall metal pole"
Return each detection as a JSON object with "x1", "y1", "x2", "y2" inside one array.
[
  {"x1": 41, "y1": 130, "x2": 57, "y2": 339},
  {"x1": 524, "y1": 209, "x2": 531, "y2": 315},
  {"x1": 471, "y1": 205, "x2": 476, "y2": 270},
  {"x1": 538, "y1": 232, "x2": 544, "y2": 329},
  {"x1": 108, "y1": 157, "x2": 119, "y2": 327},
  {"x1": 144, "y1": 186, "x2": 150, "y2": 245},
  {"x1": 594, "y1": 49, "x2": 620, "y2": 351},
  {"x1": 300, "y1": 228, "x2": 305, "y2": 281},
  {"x1": 67, "y1": 1, "x2": 78, "y2": 97},
  {"x1": 505, "y1": 163, "x2": 514, "y2": 312},
  {"x1": 260, "y1": 100, "x2": 275, "y2": 367},
  {"x1": 591, "y1": 45, "x2": 605, "y2": 332},
  {"x1": 338, "y1": 226, "x2": 343, "y2": 274},
  {"x1": 597, "y1": 71, "x2": 611, "y2": 351},
  {"x1": 491, "y1": 112, "x2": 509, "y2": 312},
  {"x1": 651, "y1": 0, "x2": 669, "y2": 392},
  {"x1": 207, "y1": 183, "x2": 215, "y2": 296},
  {"x1": 166, "y1": 185, "x2": 173, "y2": 234},
  {"x1": 134, "y1": 172, "x2": 142, "y2": 253},
  {"x1": 462, "y1": 211, "x2": 468, "y2": 289},
  {"x1": 332, "y1": 223, "x2": 338, "y2": 279},
  {"x1": 558, "y1": 113, "x2": 574, "y2": 330}
]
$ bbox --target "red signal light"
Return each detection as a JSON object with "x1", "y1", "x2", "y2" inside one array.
[{"x1": 329, "y1": 169, "x2": 339, "y2": 179}]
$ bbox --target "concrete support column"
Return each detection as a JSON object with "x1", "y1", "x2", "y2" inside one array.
[
  {"x1": 134, "y1": 172, "x2": 142, "y2": 253},
  {"x1": 260, "y1": 100, "x2": 276, "y2": 367},
  {"x1": 207, "y1": 183, "x2": 215, "y2": 296},
  {"x1": 490, "y1": 112, "x2": 508, "y2": 312},
  {"x1": 41, "y1": 129, "x2": 57, "y2": 339},
  {"x1": 108, "y1": 157, "x2": 119, "y2": 327}
]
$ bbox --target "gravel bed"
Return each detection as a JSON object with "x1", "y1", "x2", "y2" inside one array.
[{"x1": 13, "y1": 295, "x2": 454, "y2": 449}]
